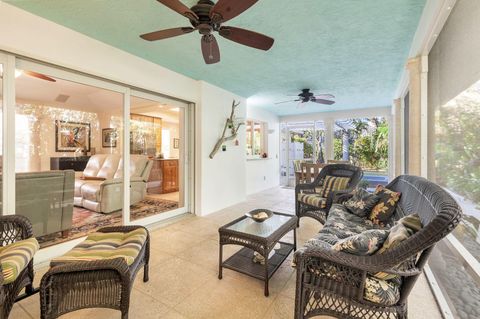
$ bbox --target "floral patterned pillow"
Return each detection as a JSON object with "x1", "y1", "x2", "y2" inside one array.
[
  {"x1": 369, "y1": 185, "x2": 401, "y2": 226},
  {"x1": 344, "y1": 188, "x2": 380, "y2": 217},
  {"x1": 332, "y1": 229, "x2": 390, "y2": 255}
]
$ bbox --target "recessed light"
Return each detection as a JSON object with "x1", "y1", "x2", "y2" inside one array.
[{"x1": 447, "y1": 6, "x2": 452, "y2": 10}]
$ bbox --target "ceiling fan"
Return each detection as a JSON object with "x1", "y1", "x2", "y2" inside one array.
[
  {"x1": 275, "y1": 89, "x2": 335, "y2": 106},
  {"x1": 0, "y1": 65, "x2": 56, "y2": 82},
  {"x1": 140, "y1": 0, "x2": 274, "y2": 64}
]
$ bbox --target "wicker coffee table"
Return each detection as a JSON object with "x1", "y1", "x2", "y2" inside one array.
[{"x1": 218, "y1": 212, "x2": 297, "y2": 296}]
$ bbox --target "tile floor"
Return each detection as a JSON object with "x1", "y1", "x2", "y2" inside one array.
[{"x1": 12, "y1": 187, "x2": 442, "y2": 319}]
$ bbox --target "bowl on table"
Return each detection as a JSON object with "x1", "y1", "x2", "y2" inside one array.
[{"x1": 245, "y1": 209, "x2": 273, "y2": 223}]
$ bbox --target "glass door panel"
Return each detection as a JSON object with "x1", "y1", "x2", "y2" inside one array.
[
  {"x1": 14, "y1": 66, "x2": 124, "y2": 247},
  {"x1": 130, "y1": 93, "x2": 188, "y2": 220}
]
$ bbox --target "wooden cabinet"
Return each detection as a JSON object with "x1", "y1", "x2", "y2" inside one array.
[
  {"x1": 147, "y1": 159, "x2": 179, "y2": 194},
  {"x1": 50, "y1": 156, "x2": 90, "y2": 171}
]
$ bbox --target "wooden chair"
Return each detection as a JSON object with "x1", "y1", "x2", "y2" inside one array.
[{"x1": 300, "y1": 163, "x2": 325, "y2": 184}]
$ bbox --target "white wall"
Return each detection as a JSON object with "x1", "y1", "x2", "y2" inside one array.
[
  {"x1": 197, "y1": 81, "x2": 247, "y2": 215},
  {"x1": 0, "y1": 3, "x2": 249, "y2": 217},
  {"x1": 245, "y1": 106, "x2": 280, "y2": 195}
]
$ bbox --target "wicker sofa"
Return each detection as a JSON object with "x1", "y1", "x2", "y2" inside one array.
[
  {"x1": 294, "y1": 175, "x2": 462, "y2": 319},
  {"x1": 295, "y1": 164, "x2": 363, "y2": 225}
]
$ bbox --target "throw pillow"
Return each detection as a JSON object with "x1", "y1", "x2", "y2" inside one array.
[
  {"x1": 332, "y1": 229, "x2": 390, "y2": 255},
  {"x1": 344, "y1": 188, "x2": 380, "y2": 217},
  {"x1": 369, "y1": 185, "x2": 401, "y2": 226},
  {"x1": 320, "y1": 175, "x2": 350, "y2": 198},
  {"x1": 374, "y1": 214, "x2": 423, "y2": 280}
]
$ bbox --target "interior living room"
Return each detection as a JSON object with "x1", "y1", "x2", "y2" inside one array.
[{"x1": 0, "y1": 0, "x2": 478, "y2": 319}]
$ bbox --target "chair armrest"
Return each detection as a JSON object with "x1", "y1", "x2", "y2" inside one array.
[
  {"x1": 0, "y1": 215, "x2": 34, "y2": 243},
  {"x1": 332, "y1": 190, "x2": 354, "y2": 205},
  {"x1": 295, "y1": 183, "x2": 316, "y2": 193},
  {"x1": 100, "y1": 177, "x2": 144, "y2": 187}
]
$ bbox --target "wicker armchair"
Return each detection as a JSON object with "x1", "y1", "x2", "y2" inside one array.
[
  {"x1": 295, "y1": 164, "x2": 363, "y2": 225},
  {"x1": 294, "y1": 175, "x2": 463, "y2": 319},
  {"x1": 0, "y1": 215, "x2": 36, "y2": 319}
]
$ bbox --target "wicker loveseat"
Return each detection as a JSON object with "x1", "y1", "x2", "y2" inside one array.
[
  {"x1": 295, "y1": 164, "x2": 363, "y2": 225},
  {"x1": 294, "y1": 175, "x2": 462, "y2": 319}
]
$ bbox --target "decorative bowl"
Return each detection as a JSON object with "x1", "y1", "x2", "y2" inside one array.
[{"x1": 245, "y1": 209, "x2": 273, "y2": 223}]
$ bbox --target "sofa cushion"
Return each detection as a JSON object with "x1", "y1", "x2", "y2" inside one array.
[
  {"x1": 80, "y1": 181, "x2": 103, "y2": 202},
  {"x1": 369, "y1": 185, "x2": 401, "y2": 226},
  {"x1": 114, "y1": 155, "x2": 148, "y2": 179},
  {"x1": 314, "y1": 204, "x2": 381, "y2": 246},
  {"x1": 332, "y1": 229, "x2": 389, "y2": 255},
  {"x1": 0, "y1": 238, "x2": 39, "y2": 285},
  {"x1": 83, "y1": 154, "x2": 107, "y2": 177},
  {"x1": 319, "y1": 175, "x2": 350, "y2": 198},
  {"x1": 51, "y1": 228, "x2": 148, "y2": 266},
  {"x1": 74, "y1": 179, "x2": 88, "y2": 197},
  {"x1": 344, "y1": 188, "x2": 380, "y2": 217},
  {"x1": 297, "y1": 193, "x2": 327, "y2": 208},
  {"x1": 97, "y1": 154, "x2": 121, "y2": 179},
  {"x1": 364, "y1": 276, "x2": 401, "y2": 306}
]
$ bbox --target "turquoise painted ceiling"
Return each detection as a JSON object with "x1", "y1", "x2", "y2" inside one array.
[{"x1": 6, "y1": 0, "x2": 426, "y2": 115}]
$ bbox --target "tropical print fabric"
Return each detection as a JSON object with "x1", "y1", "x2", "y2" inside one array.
[
  {"x1": 297, "y1": 193, "x2": 327, "y2": 208},
  {"x1": 369, "y1": 185, "x2": 401, "y2": 226},
  {"x1": 0, "y1": 238, "x2": 39, "y2": 285},
  {"x1": 364, "y1": 275, "x2": 401, "y2": 306},
  {"x1": 319, "y1": 175, "x2": 350, "y2": 198},
  {"x1": 332, "y1": 229, "x2": 390, "y2": 255},
  {"x1": 51, "y1": 228, "x2": 147, "y2": 266},
  {"x1": 344, "y1": 188, "x2": 380, "y2": 217}
]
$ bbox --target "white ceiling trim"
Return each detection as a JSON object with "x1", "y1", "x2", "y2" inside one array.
[{"x1": 394, "y1": 0, "x2": 457, "y2": 98}]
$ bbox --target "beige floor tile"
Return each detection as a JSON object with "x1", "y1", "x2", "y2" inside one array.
[{"x1": 9, "y1": 303, "x2": 32, "y2": 319}]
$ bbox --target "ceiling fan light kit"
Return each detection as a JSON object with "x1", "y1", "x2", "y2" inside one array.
[{"x1": 140, "y1": 0, "x2": 274, "y2": 64}]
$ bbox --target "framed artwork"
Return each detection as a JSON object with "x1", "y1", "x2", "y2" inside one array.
[
  {"x1": 55, "y1": 120, "x2": 91, "y2": 152},
  {"x1": 102, "y1": 128, "x2": 118, "y2": 148},
  {"x1": 173, "y1": 138, "x2": 180, "y2": 149}
]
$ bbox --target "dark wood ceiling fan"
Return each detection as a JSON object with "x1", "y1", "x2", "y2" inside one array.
[
  {"x1": 275, "y1": 89, "x2": 335, "y2": 106},
  {"x1": 140, "y1": 0, "x2": 274, "y2": 64}
]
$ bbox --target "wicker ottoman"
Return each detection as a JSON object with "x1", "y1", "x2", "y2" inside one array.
[{"x1": 40, "y1": 226, "x2": 150, "y2": 319}]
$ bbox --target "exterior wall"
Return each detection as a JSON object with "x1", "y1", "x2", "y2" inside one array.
[{"x1": 245, "y1": 106, "x2": 280, "y2": 195}]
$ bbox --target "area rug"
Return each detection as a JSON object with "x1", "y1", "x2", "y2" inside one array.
[{"x1": 37, "y1": 197, "x2": 179, "y2": 248}]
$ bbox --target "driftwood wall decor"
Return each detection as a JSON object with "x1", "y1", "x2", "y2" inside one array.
[{"x1": 209, "y1": 100, "x2": 244, "y2": 159}]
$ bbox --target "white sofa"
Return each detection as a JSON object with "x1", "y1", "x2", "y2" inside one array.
[{"x1": 74, "y1": 154, "x2": 153, "y2": 214}]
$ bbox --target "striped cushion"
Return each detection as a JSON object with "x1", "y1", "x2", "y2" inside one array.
[
  {"x1": 0, "y1": 238, "x2": 39, "y2": 285},
  {"x1": 319, "y1": 175, "x2": 350, "y2": 198},
  {"x1": 297, "y1": 193, "x2": 327, "y2": 208},
  {"x1": 51, "y1": 228, "x2": 147, "y2": 266}
]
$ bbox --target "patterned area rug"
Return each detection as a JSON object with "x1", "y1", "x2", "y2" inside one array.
[{"x1": 37, "y1": 197, "x2": 179, "y2": 248}]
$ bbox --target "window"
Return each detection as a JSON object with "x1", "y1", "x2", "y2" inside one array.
[{"x1": 246, "y1": 119, "x2": 267, "y2": 157}]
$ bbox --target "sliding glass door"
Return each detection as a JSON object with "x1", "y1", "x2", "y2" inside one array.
[{"x1": 0, "y1": 54, "x2": 194, "y2": 251}]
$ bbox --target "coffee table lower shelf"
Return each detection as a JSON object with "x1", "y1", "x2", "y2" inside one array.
[{"x1": 220, "y1": 242, "x2": 294, "y2": 296}]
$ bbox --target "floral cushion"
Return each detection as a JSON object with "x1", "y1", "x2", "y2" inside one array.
[
  {"x1": 318, "y1": 175, "x2": 350, "y2": 198},
  {"x1": 297, "y1": 193, "x2": 327, "y2": 208},
  {"x1": 0, "y1": 238, "x2": 39, "y2": 285},
  {"x1": 369, "y1": 185, "x2": 401, "y2": 226},
  {"x1": 364, "y1": 276, "x2": 401, "y2": 306},
  {"x1": 344, "y1": 188, "x2": 380, "y2": 217},
  {"x1": 332, "y1": 229, "x2": 390, "y2": 255}
]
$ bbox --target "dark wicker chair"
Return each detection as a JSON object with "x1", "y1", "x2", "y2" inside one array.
[
  {"x1": 0, "y1": 215, "x2": 36, "y2": 319},
  {"x1": 40, "y1": 225, "x2": 150, "y2": 319},
  {"x1": 295, "y1": 164, "x2": 363, "y2": 225},
  {"x1": 294, "y1": 175, "x2": 463, "y2": 319}
]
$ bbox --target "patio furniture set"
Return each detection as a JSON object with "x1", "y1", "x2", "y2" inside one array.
[{"x1": 1, "y1": 164, "x2": 462, "y2": 319}]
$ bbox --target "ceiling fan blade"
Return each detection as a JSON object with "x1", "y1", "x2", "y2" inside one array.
[
  {"x1": 219, "y1": 26, "x2": 274, "y2": 51},
  {"x1": 156, "y1": 0, "x2": 199, "y2": 22},
  {"x1": 312, "y1": 98, "x2": 335, "y2": 105},
  {"x1": 23, "y1": 70, "x2": 56, "y2": 82},
  {"x1": 275, "y1": 99, "x2": 300, "y2": 105},
  {"x1": 201, "y1": 35, "x2": 220, "y2": 64},
  {"x1": 140, "y1": 27, "x2": 195, "y2": 41},
  {"x1": 315, "y1": 94, "x2": 335, "y2": 99},
  {"x1": 210, "y1": 0, "x2": 258, "y2": 23}
]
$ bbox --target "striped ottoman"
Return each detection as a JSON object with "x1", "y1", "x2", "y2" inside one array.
[{"x1": 40, "y1": 226, "x2": 150, "y2": 319}]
